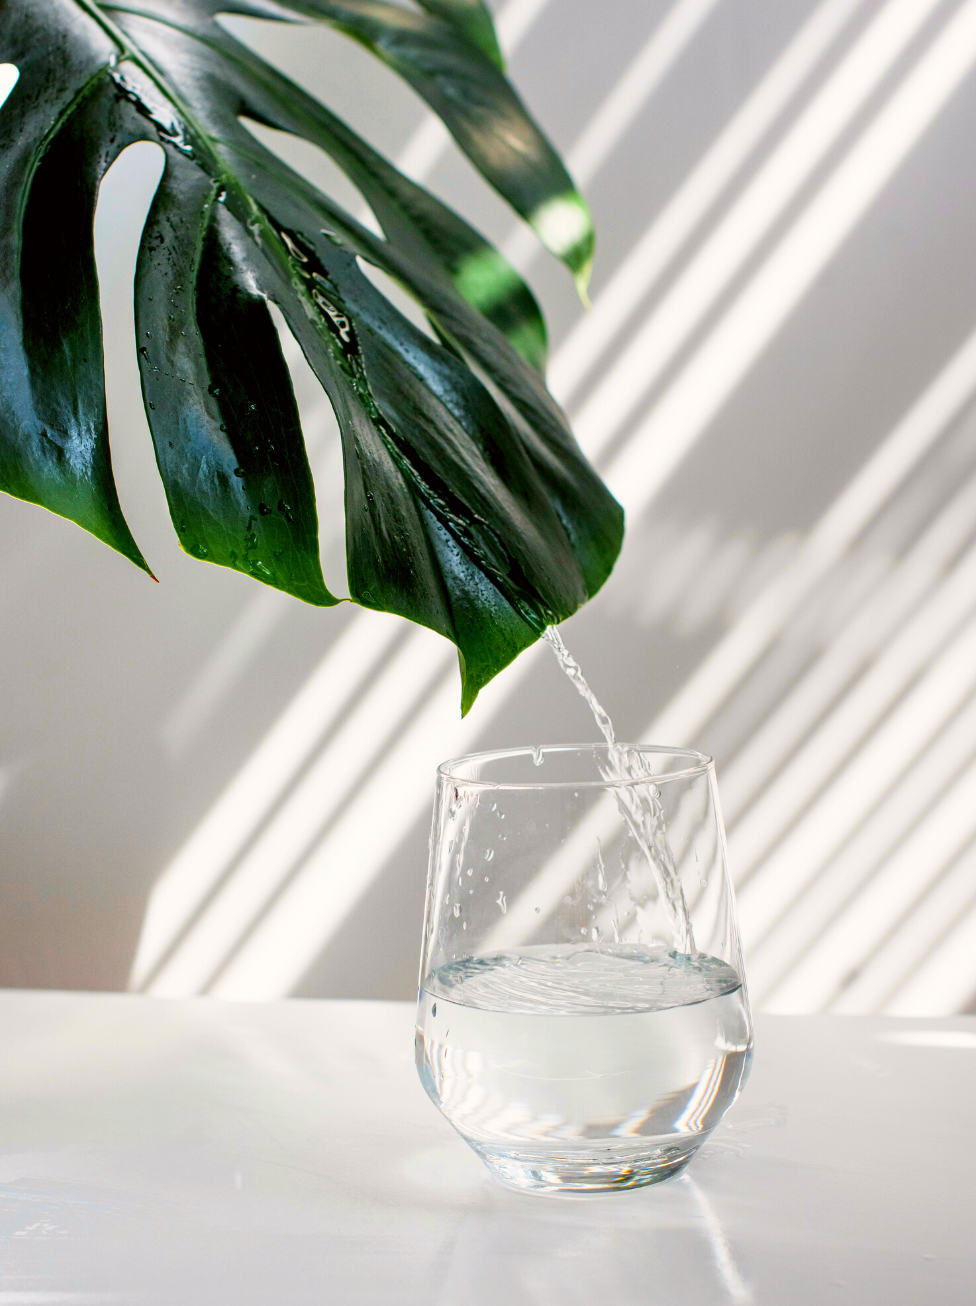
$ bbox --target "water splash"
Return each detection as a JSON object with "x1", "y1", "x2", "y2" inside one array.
[{"x1": 542, "y1": 626, "x2": 695, "y2": 954}]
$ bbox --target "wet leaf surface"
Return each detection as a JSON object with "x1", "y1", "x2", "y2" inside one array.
[{"x1": 0, "y1": 0, "x2": 621, "y2": 709}]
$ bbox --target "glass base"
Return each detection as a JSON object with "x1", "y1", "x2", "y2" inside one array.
[{"x1": 468, "y1": 1136, "x2": 705, "y2": 1195}]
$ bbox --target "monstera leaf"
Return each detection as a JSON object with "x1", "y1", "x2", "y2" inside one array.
[{"x1": 0, "y1": 0, "x2": 622, "y2": 711}]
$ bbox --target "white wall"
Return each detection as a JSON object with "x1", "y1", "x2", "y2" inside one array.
[{"x1": 4, "y1": 0, "x2": 976, "y2": 1012}]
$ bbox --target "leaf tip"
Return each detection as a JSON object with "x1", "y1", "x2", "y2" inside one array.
[
  {"x1": 530, "y1": 191, "x2": 595, "y2": 293},
  {"x1": 458, "y1": 649, "x2": 479, "y2": 716},
  {"x1": 117, "y1": 533, "x2": 157, "y2": 583},
  {"x1": 574, "y1": 263, "x2": 593, "y2": 309}
]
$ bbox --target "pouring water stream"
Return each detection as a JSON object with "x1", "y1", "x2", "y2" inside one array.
[{"x1": 542, "y1": 626, "x2": 696, "y2": 955}]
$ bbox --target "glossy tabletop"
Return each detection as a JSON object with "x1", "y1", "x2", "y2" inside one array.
[{"x1": 0, "y1": 991, "x2": 971, "y2": 1303}]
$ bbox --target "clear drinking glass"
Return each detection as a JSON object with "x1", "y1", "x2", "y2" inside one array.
[{"x1": 415, "y1": 745, "x2": 753, "y2": 1195}]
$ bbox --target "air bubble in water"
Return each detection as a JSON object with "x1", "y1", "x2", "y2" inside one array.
[{"x1": 596, "y1": 840, "x2": 607, "y2": 893}]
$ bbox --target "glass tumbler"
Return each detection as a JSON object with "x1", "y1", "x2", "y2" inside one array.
[{"x1": 415, "y1": 745, "x2": 753, "y2": 1195}]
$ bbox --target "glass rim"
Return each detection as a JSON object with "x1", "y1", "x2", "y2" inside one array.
[{"x1": 436, "y1": 743, "x2": 714, "y2": 790}]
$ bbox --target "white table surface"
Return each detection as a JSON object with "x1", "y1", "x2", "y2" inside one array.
[{"x1": 0, "y1": 992, "x2": 971, "y2": 1303}]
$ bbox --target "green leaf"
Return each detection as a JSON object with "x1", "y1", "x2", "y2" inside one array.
[
  {"x1": 201, "y1": 19, "x2": 550, "y2": 368},
  {"x1": 0, "y1": 14, "x2": 150, "y2": 572},
  {"x1": 414, "y1": 0, "x2": 504, "y2": 71},
  {"x1": 0, "y1": 0, "x2": 621, "y2": 710},
  {"x1": 135, "y1": 147, "x2": 337, "y2": 603},
  {"x1": 243, "y1": 0, "x2": 595, "y2": 292}
]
